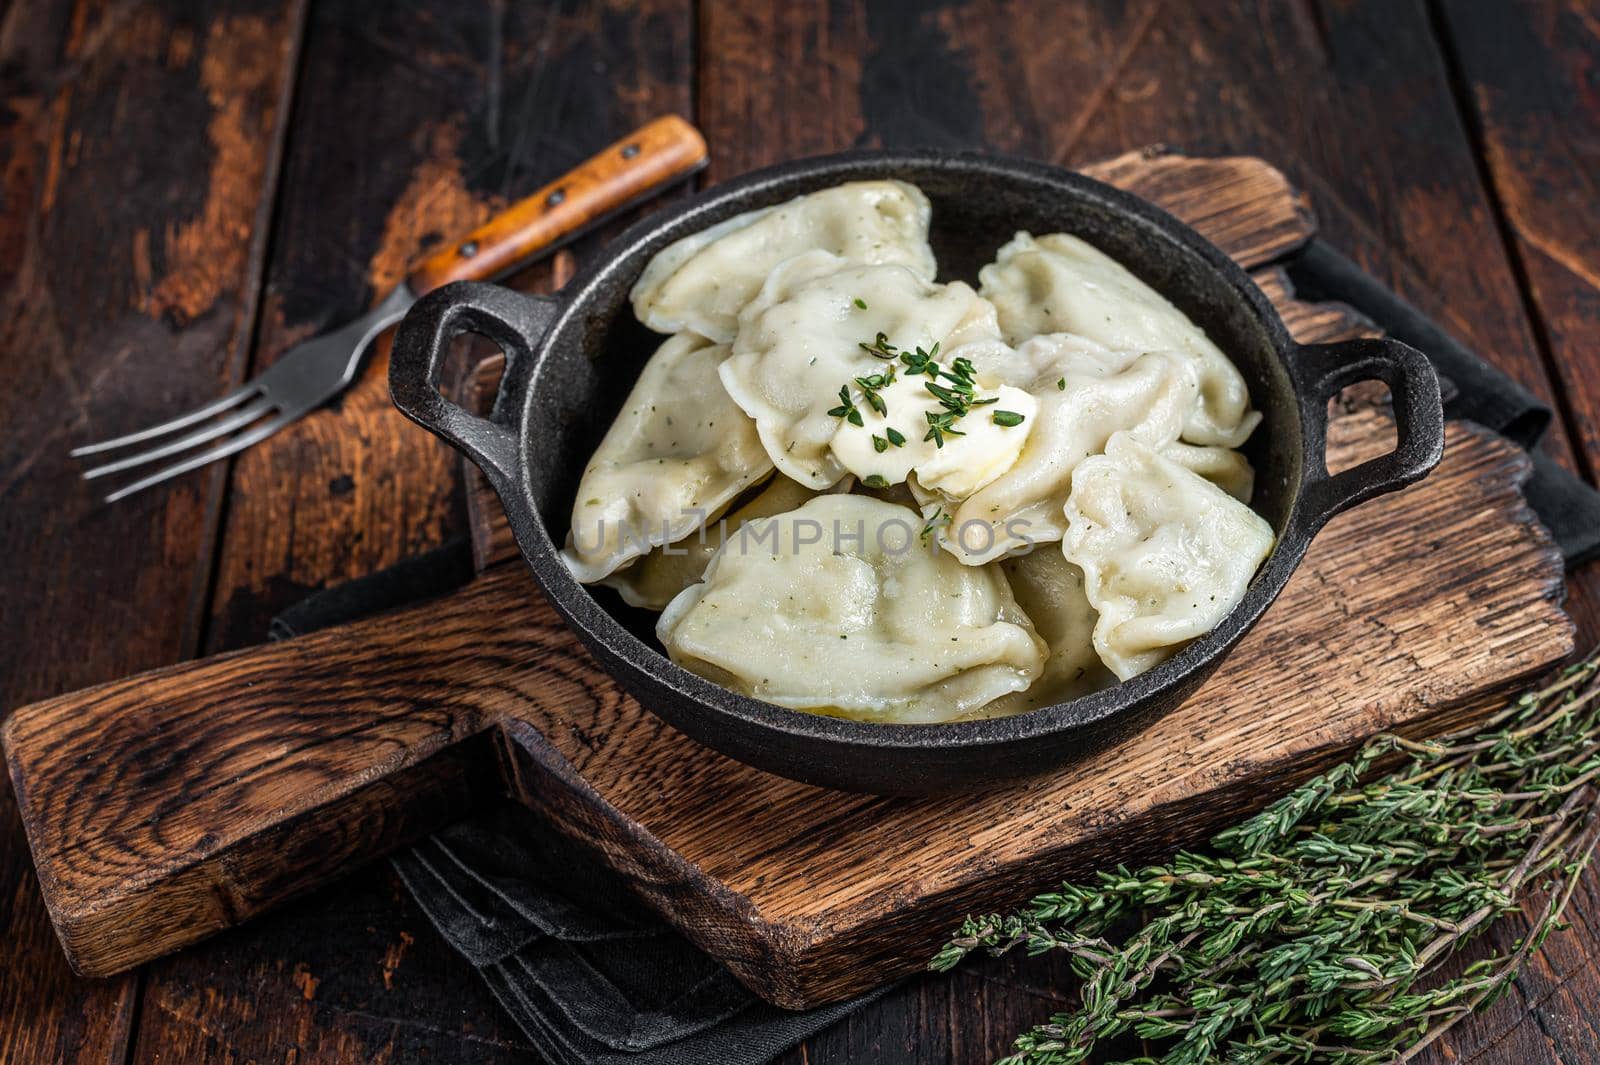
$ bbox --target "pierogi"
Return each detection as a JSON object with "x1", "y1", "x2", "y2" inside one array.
[
  {"x1": 656, "y1": 495, "x2": 1047, "y2": 722},
  {"x1": 562, "y1": 332, "x2": 773, "y2": 583},
  {"x1": 630, "y1": 180, "x2": 937, "y2": 342},
  {"x1": 1062, "y1": 432, "x2": 1274, "y2": 680},
  {"x1": 979, "y1": 232, "x2": 1261, "y2": 448},
  {"x1": 563, "y1": 180, "x2": 1273, "y2": 723}
]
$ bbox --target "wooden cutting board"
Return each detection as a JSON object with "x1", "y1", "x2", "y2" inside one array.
[{"x1": 1, "y1": 151, "x2": 1575, "y2": 1009}]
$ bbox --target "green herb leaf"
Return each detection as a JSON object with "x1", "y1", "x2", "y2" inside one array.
[
  {"x1": 858, "y1": 331, "x2": 897, "y2": 360},
  {"x1": 991, "y1": 410, "x2": 1026, "y2": 427},
  {"x1": 931, "y1": 653, "x2": 1600, "y2": 1065},
  {"x1": 924, "y1": 381, "x2": 967, "y2": 410},
  {"x1": 924, "y1": 409, "x2": 966, "y2": 447},
  {"x1": 828, "y1": 384, "x2": 862, "y2": 425}
]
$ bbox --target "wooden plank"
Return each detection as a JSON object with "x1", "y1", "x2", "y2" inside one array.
[
  {"x1": 3, "y1": 600, "x2": 510, "y2": 976},
  {"x1": 1080, "y1": 150, "x2": 1314, "y2": 267},
  {"x1": 686, "y1": 0, "x2": 1598, "y2": 1059},
  {"x1": 1437, "y1": 0, "x2": 1600, "y2": 480},
  {"x1": 197, "y1": 0, "x2": 694, "y2": 652},
  {"x1": 0, "y1": 1, "x2": 305, "y2": 1062},
  {"x1": 1421, "y1": 5, "x2": 1600, "y2": 1062},
  {"x1": 124, "y1": 1, "x2": 697, "y2": 1061},
  {"x1": 4, "y1": 401, "x2": 1572, "y2": 1001}
]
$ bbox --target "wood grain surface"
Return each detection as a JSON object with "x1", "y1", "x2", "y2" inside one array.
[
  {"x1": 4, "y1": 145, "x2": 1575, "y2": 1011},
  {"x1": 0, "y1": 1, "x2": 306, "y2": 1061},
  {"x1": 3, "y1": 1, "x2": 1599, "y2": 1062},
  {"x1": 406, "y1": 115, "x2": 706, "y2": 293}
]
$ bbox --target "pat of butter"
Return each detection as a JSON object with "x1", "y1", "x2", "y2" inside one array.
[
  {"x1": 915, "y1": 385, "x2": 1036, "y2": 497},
  {"x1": 828, "y1": 372, "x2": 1035, "y2": 497}
]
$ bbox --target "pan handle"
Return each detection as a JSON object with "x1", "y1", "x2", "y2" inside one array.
[
  {"x1": 389, "y1": 281, "x2": 558, "y2": 491},
  {"x1": 1285, "y1": 337, "x2": 1445, "y2": 532}
]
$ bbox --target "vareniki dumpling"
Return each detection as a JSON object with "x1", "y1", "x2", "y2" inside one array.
[
  {"x1": 979, "y1": 232, "x2": 1261, "y2": 448},
  {"x1": 719, "y1": 254, "x2": 1012, "y2": 489},
  {"x1": 562, "y1": 332, "x2": 773, "y2": 583},
  {"x1": 919, "y1": 345, "x2": 1200, "y2": 565},
  {"x1": 566, "y1": 180, "x2": 1276, "y2": 725},
  {"x1": 630, "y1": 181, "x2": 937, "y2": 342},
  {"x1": 1062, "y1": 432, "x2": 1275, "y2": 680},
  {"x1": 601, "y1": 475, "x2": 830, "y2": 610},
  {"x1": 982, "y1": 551, "x2": 1116, "y2": 716},
  {"x1": 656, "y1": 495, "x2": 1047, "y2": 722},
  {"x1": 1163, "y1": 441, "x2": 1256, "y2": 503}
]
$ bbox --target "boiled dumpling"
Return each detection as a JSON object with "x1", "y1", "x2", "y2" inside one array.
[
  {"x1": 980, "y1": 551, "x2": 1116, "y2": 716},
  {"x1": 1163, "y1": 441, "x2": 1255, "y2": 503},
  {"x1": 562, "y1": 332, "x2": 773, "y2": 583},
  {"x1": 601, "y1": 475, "x2": 830, "y2": 610},
  {"x1": 917, "y1": 347, "x2": 1200, "y2": 566},
  {"x1": 1062, "y1": 432, "x2": 1275, "y2": 680},
  {"x1": 630, "y1": 181, "x2": 937, "y2": 342},
  {"x1": 720, "y1": 254, "x2": 1015, "y2": 489},
  {"x1": 978, "y1": 232, "x2": 1261, "y2": 447},
  {"x1": 656, "y1": 495, "x2": 1047, "y2": 722}
]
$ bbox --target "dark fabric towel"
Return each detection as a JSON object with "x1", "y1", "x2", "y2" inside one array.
[
  {"x1": 271, "y1": 558, "x2": 887, "y2": 1064},
  {"x1": 391, "y1": 806, "x2": 881, "y2": 1065},
  {"x1": 271, "y1": 238, "x2": 1600, "y2": 1064}
]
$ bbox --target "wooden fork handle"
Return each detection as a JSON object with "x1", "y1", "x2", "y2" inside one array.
[{"x1": 405, "y1": 115, "x2": 708, "y2": 295}]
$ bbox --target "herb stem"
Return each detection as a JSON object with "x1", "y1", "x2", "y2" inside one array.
[{"x1": 935, "y1": 654, "x2": 1600, "y2": 1064}]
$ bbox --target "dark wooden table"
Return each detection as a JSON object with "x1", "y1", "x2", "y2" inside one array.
[{"x1": 4, "y1": 1, "x2": 1600, "y2": 1062}]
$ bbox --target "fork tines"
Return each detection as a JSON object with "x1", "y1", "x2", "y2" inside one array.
[{"x1": 70, "y1": 385, "x2": 290, "y2": 503}]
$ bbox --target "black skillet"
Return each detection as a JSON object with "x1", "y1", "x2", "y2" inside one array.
[{"x1": 388, "y1": 150, "x2": 1444, "y2": 796}]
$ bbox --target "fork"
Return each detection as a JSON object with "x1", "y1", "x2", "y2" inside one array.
[{"x1": 73, "y1": 115, "x2": 708, "y2": 502}]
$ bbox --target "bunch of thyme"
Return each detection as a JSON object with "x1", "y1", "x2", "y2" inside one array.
[{"x1": 933, "y1": 651, "x2": 1600, "y2": 1064}]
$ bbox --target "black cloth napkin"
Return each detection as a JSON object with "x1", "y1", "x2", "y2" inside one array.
[
  {"x1": 271, "y1": 238, "x2": 1600, "y2": 1064},
  {"x1": 391, "y1": 805, "x2": 881, "y2": 1065}
]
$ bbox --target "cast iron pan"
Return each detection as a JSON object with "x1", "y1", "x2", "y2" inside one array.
[{"x1": 389, "y1": 150, "x2": 1444, "y2": 795}]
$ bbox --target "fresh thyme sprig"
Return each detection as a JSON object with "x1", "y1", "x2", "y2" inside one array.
[
  {"x1": 847, "y1": 335, "x2": 1022, "y2": 444},
  {"x1": 932, "y1": 652, "x2": 1600, "y2": 1065},
  {"x1": 826, "y1": 384, "x2": 863, "y2": 427},
  {"x1": 854, "y1": 366, "x2": 895, "y2": 416}
]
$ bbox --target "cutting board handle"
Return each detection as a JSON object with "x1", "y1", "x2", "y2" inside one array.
[{"x1": 0, "y1": 580, "x2": 532, "y2": 977}]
